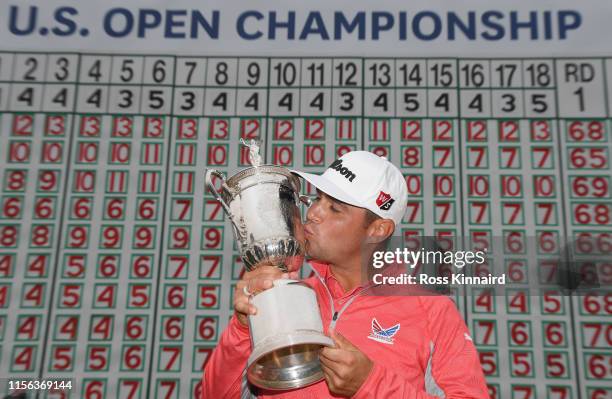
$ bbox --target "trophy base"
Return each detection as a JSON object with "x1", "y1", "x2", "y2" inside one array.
[
  {"x1": 246, "y1": 280, "x2": 333, "y2": 390},
  {"x1": 246, "y1": 331, "x2": 334, "y2": 390}
]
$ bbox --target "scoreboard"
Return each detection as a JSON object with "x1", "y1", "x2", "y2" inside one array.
[{"x1": 0, "y1": 1, "x2": 611, "y2": 399}]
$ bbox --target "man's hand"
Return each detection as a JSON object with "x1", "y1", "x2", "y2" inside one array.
[
  {"x1": 320, "y1": 329, "x2": 374, "y2": 397},
  {"x1": 234, "y1": 265, "x2": 299, "y2": 326}
]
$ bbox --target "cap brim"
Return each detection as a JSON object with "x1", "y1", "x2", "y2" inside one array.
[{"x1": 291, "y1": 170, "x2": 367, "y2": 209}]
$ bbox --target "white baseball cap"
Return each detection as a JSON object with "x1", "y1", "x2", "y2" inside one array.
[{"x1": 292, "y1": 151, "x2": 408, "y2": 226}]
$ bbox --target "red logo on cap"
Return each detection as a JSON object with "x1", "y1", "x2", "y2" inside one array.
[{"x1": 376, "y1": 191, "x2": 395, "y2": 211}]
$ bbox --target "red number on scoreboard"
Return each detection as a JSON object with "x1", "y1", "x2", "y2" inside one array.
[
  {"x1": 178, "y1": 118, "x2": 198, "y2": 139},
  {"x1": 499, "y1": 120, "x2": 519, "y2": 142},
  {"x1": 402, "y1": 146, "x2": 421, "y2": 167},
  {"x1": 567, "y1": 120, "x2": 605, "y2": 141},
  {"x1": 39, "y1": 170, "x2": 60, "y2": 192},
  {"x1": 64, "y1": 255, "x2": 85, "y2": 278},
  {"x1": 163, "y1": 317, "x2": 183, "y2": 340},
  {"x1": 240, "y1": 119, "x2": 260, "y2": 139},
  {"x1": 196, "y1": 317, "x2": 218, "y2": 341},
  {"x1": 66, "y1": 225, "x2": 88, "y2": 248},
  {"x1": 131, "y1": 255, "x2": 152, "y2": 278},
  {"x1": 305, "y1": 145, "x2": 325, "y2": 166},
  {"x1": 434, "y1": 175, "x2": 454, "y2": 196},
  {"x1": 209, "y1": 118, "x2": 229, "y2": 139},
  {"x1": 87, "y1": 346, "x2": 110, "y2": 371},
  {"x1": 510, "y1": 352, "x2": 533, "y2": 377},
  {"x1": 401, "y1": 120, "x2": 421, "y2": 141},
  {"x1": 305, "y1": 119, "x2": 325, "y2": 139},
  {"x1": 133, "y1": 226, "x2": 155, "y2": 248},
  {"x1": 125, "y1": 316, "x2": 146, "y2": 340},
  {"x1": 129, "y1": 285, "x2": 150, "y2": 308},
  {"x1": 478, "y1": 351, "x2": 497, "y2": 376},
  {"x1": 530, "y1": 120, "x2": 551, "y2": 141},
  {"x1": 569, "y1": 148, "x2": 608, "y2": 169},
  {"x1": 405, "y1": 175, "x2": 422, "y2": 196},
  {"x1": 45, "y1": 115, "x2": 66, "y2": 136},
  {"x1": 112, "y1": 116, "x2": 133, "y2": 137},
  {"x1": 199, "y1": 285, "x2": 219, "y2": 308},
  {"x1": 123, "y1": 346, "x2": 144, "y2": 370},
  {"x1": 12, "y1": 114, "x2": 34, "y2": 136},
  {"x1": 274, "y1": 119, "x2": 294, "y2": 140},
  {"x1": 433, "y1": 120, "x2": 452, "y2": 141},
  {"x1": 144, "y1": 116, "x2": 164, "y2": 137},
  {"x1": 98, "y1": 255, "x2": 119, "y2": 278},
  {"x1": 8, "y1": 141, "x2": 31, "y2": 162},
  {"x1": 79, "y1": 116, "x2": 100, "y2": 137},
  {"x1": 84, "y1": 380, "x2": 105, "y2": 399},
  {"x1": 544, "y1": 322, "x2": 566, "y2": 346},
  {"x1": 467, "y1": 120, "x2": 487, "y2": 142},
  {"x1": 165, "y1": 285, "x2": 185, "y2": 308},
  {"x1": 51, "y1": 346, "x2": 74, "y2": 371},
  {"x1": 41, "y1": 141, "x2": 63, "y2": 163}
]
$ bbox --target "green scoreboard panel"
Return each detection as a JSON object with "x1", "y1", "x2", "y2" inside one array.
[
  {"x1": 1, "y1": 1, "x2": 611, "y2": 398},
  {"x1": 0, "y1": 51, "x2": 610, "y2": 399}
]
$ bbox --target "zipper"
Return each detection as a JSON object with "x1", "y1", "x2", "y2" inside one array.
[{"x1": 308, "y1": 263, "x2": 378, "y2": 330}]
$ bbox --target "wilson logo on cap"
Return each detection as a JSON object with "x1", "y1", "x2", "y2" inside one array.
[
  {"x1": 376, "y1": 191, "x2": 395, "y2": 210},
  {"x1": 328, "y1": 159, "x2": 356, "y2": 182}
]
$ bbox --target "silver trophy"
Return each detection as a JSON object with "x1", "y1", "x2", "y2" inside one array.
[{"x1": 205, "y1": 140, "x2": 333, "y2": 390}]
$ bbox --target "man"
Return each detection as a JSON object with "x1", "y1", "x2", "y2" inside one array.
[{"x1": 202, "y1": 151, "x2": 489, "y2": 398}]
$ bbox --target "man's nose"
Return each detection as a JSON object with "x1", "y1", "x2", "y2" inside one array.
[{"x1": 306, "y1": 199, "x2": 322, "y2": 223}]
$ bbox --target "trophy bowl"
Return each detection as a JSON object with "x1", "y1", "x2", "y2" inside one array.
[
  {"x1": 207, "y1": 165, "x2": 303, "y2": 272},
  {"x1": 205, "y1": 164, "x2": 333, "y2": 390}
]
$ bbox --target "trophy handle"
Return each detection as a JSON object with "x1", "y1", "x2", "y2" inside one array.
[{"x1": 205, "y1": 169, "x2": 233, "y2": 219}]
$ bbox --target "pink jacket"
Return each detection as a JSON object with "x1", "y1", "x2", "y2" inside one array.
[{"x1": 202, "y1": 262, "x2": 489, "y2": 398}]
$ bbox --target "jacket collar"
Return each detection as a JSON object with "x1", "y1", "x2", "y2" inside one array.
[{"x1": 307, "y1": 260, "x2": 369, "y2": 299}]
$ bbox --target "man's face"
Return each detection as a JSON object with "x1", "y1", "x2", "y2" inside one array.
[{"x1": 303, "y1": 190, "x2": 369, "y2": 265}]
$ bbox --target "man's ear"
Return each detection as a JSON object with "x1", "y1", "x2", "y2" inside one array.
[{"x1": 367, "y1": 218, "x2": 395, "y2": 243}]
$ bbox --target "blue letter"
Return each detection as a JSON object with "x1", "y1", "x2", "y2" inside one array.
[
  {"x1": 9, "y1": 6, "x2": 37, "y2": 35},
  {"x1": 448, "y1": 12, "x2": 475, "y2": 40},
  {"x1": 372, "y1": 12, "x2": 394, "y2": 40},
  {"x1": 510, "y1": 11, "x2": 538, "y2": 40},
  {"x1": 52, "y1": 7, "x2": 78, "y2": 36},
  {"x1": 334, "y1": 12, "x2": 365, "y2": 40},
  {"x1": 104, "y1": 8, "x2": 133, "y2": 38},
  {"x1": 558, "y1": 10, "x2": 581, "y2": 39},
  {"x1": 191, "y1": 10, "x2": 219, "y2": 39},
  {"x1": 543, "y1": 11, "x2": 553, "y2": 40},
  {"x1": 481, "y1": 11, "x2": 504, "y2": 40},
  {"x1": 269, "y1": 11, "x2": 295, "y2": 39},
  {"x1": 237, "y1": 11, "x2": 263, "y2": 40},
  {"x1": 412, "y1": 11, "x2": 442, "y2": 41},
  {"x1": 165, "y1": 10, "x2": 186, "y2": 38},
  {"x1": 138, "y1": 9, "x2": 161, "y2": 38},
  {"x1": 300, "y1": 12, "x2": 329, "y2": 40}
]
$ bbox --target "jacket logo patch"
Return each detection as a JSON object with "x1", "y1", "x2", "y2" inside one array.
[
  {"x1": 376, "y1": 191, "x2": 395, "y2": 211},
  {"x1": 368, "y1": 318, "x2": 400, "y2": 345},
  {"x1": 329, "y1": 159, "x2": 356, "y2": 182}
]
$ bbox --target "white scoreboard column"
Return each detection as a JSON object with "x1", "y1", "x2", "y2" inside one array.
[
  {"x1": 0, "y1": 51, "x2": 77, "y2": 391},
  {"x1": 556, "y1": 58, "x2": 612, "y2": 399}
]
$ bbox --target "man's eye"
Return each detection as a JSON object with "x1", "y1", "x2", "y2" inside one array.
[{"x1": 330, "y1": 205, "x2": 340, "y2": 213}]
